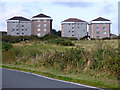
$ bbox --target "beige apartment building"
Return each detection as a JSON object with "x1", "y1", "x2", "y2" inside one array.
[
  {"x1": 89, "y1": 17, "x2": 111, "y2": 39},
  {"x1": 61, "y1": 18, "x2": 87, "y2": 39},
  {"x1": 7, "y1": 16, "x2": 31, "y2": 36},
  {"x1": 31, "y1": 13, "x2": 52, "y2": 37}
]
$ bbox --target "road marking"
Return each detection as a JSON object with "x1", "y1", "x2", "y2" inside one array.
[{"x1": 2, "y1": 68, "x2": 103, "y2": 89}]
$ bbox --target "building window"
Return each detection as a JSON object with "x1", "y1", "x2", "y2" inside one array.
[
  {"x1": 72, "y1": 34, "x2": 74, "y2": 36},
  {"x1": 103, "y1": 27, "x2": 106, "y2": 30},
  {"x1": 96, "y1": 36, "x2": 99, "y2": 38},
  {"x1": 78, "y1": 23, "x2": 79, "y2": 25},
  {"x1": 78, "y1": 27, "x2": 79, "y2": 29},
  {"x1": 72, "y1": 31, "x2": 74, "y2": 33},
  {"x1": 37, "y1": 29, "x2": 41, "y2": 31},
  {"x1": 69, "y1": 23, "x2": 70, "y2": 25},
  {"x1": 37, "y1": 24, "x2": 40, "y2": 27},
  {"x1": 21, "y1": 25, "x2": 24, "y2": 27},
  {"x1": 44, "y1": 20, "x2": 46, "y2": 22},
  {"x1": 72, "y1": 27, "x2": 74, "y2": 29},
  {"x1": 22, "y1": 29, "x2": 24, "y2": 31},
  {"x1": 22, "y1": 33, "x2": 24, "y2": 35},
  {"x1": 16, "y1": 25, "x2": 19, "y2": 27},
  {"x1": 97, "y1": 27, "x2": 100, "y2": 30},
  {"x1": 17, "y1": 33, "x2": 19, "y2": 35},
  {"x1": 26, "y1": 29, "x2": 27, "y2": 31},
  {"x1": 81, "y1": 23, "x2": 83, "y2": 25},
  {"x1": 69, "y1": 31, "x2": 70, "y2": 32},
  {"x1": 44, "y1": 29, "x2": 47, "y2": 31},
  {"x1": 103, "y1": 32, "x2": 106, "y2": 34},
  {"x1": 44, "y1": 33, "x2": 46, "y2": 36},
  {"x1": 72, "y1": 23, "x2": 74, "y2": 25},
  {"x1": 37, "y1": 19, "x2": 40, "y2": 22},
  {"x1": 83, "y1": 30, "x2": 85, "y2": 32},
  {"x1": 44, "y1": 24, "x2": 47, "y2": 27},
  {"x1": 37, "y1": 33, "x2": 40, "y2": 37},
  {"x1": 97, "y1": 32, "x2": 99, "y2": 34},
  {"x1": 12, "y1": 29, "x2": 15, "y2": 32},
  {"x1": 16, "y1": 29, "x2": 19, "y2": 31}
]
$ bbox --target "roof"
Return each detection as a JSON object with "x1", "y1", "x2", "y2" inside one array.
[
  {"x1": 92, "y1": 17, "x2": 110, "y2": 21},
  {"x1": 8, "y1": 16, "x2": 30, "y2": 21},
  {"x1": 32, "y1": 13, "x2": 51, "y2": 18},
  {"x1": 62, "y1": 18, "x2": 86, "y2": 22}
]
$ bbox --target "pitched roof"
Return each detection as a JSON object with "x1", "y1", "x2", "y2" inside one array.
[
  {"x1": 8, "y1": 16, "x2": 30, "y2": 21},
  {"x1": 92, "y1": 17, "x2": 110, "y2": 21},
  {"x1": 62, "y1": 18, "x2": 86, "y2": 22},
  {"x1": 32, "y1": 13, "x2": 51, "y2": 18}
]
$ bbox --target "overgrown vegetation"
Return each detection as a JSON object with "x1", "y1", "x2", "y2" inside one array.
[{"x1": 1, "y1": 39, "x2": 119, "y2": 88}]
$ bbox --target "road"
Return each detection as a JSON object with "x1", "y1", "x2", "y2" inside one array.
[{"x1": 2, "y1": 68, "x2": 100, "y2": 89}]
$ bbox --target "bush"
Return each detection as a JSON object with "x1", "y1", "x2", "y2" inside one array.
[
  {"x1": 102, "y1": 37, "x2": 111, "y2": 40},
  {"x1": 63, "y1": 37, "x2": 78, "y2": 40},
  {"x1": 2, "y1": 35, "x2": 39, "y2": 43},
  {"x1": 40, "y1": 34, "x2": 59, "y2": 40},
  {"x1": 2, "y1": 42, "x2": 12, "y2": 51}
]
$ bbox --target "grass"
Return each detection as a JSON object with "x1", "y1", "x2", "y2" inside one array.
[
  {"x1": 1, "y1": 39, "x2": 119, "y2": 89},
  {"x1": 2, "y1": 64, "x2": 118, "y2": 89}
]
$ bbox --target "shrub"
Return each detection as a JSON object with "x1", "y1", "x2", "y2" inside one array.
[
  {"x1": 2, "y1": 42, "x2": 12, "y2": 51},
  {"x1": 40, "y1": 34, "x2": 59, "y2": 40},
  {"x1": 102, "y1": 37, "x2": 111, "y2": 40},
  {"x1": 63, "y1": 37, "x2": 78, "y2": 40}
]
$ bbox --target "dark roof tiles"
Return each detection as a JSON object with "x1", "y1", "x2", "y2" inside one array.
[
  {"x1": 8, "y1": 16, "x2": 30, "y2": 21},
  {"x1": 32, "y1": 13, "x2": 51, "y2": 18},
  {"x1": 62, "y1": 18, "x2": 86, "y2": 22},
  {"x1": 92, "y1": 17, "x2": 110, "y2": 21}
]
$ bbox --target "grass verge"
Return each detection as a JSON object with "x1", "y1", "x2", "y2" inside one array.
[{"x1": 1, "y1": 64, "x2": 118, "y2": 89}]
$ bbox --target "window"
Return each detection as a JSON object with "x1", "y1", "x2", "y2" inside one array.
[
  {"x1": 37, "y1": 29, "x2": 41, "y2": 31},
  {"x1": 72, "y1": 31, "x2": 74, "y2": 33},
  {"x1": 37, "y1": 24, "x2": 40, "y2": 27},
  {"x1": 72, "y1": 34, "x2": 74, "y2": 36},
  {"x1": 37, "y1": 33, "x2": 40, "y2": 37},
  {"x1": 97, "y1": 27, "x2": 100, "y2": 30},
  {"x1": 69, "y1": 31, "x2": 70, "y2": 32},
  {"x1": 72, "y1": 23, "x2": 74, "y2": 25},
  {"x1": 26, "y1": 29, "x2": 27, "y2": 31},
  {"x1": 103, "y1": 32, "x2": 106, "y2": 34},
  {"x1": 21, "y1": 25, "x2": 24, "y2": 27},
  {"x1": 44, "y1": 24, "x2": 47, "y2": 27},
  {"x1": 12, "y1": 29, "x2": 15, "y2": 32},
  {"x1": 103, "y1": 27, "x2": 106, "y2": 30},
  {"x1": 16, "y1": 29, "x2": 19, "y2": 31},
  {"x1": 96, "y1": 36, "x2": 99, "y2": 38},
  {"x1": 37, "y1": 19, "x2": 40, "y2": 22},
  {"x1": 44, "y1": 29, "x2": 47, "y2": 31},
  {"x1": 81, "y1": 23, "x2": 83, "y2": 25},
  {"x1": 78, "y1": 23, "x2": 79, "y2": 25},
  {"x1": 16, "y1": 25, "x2": 19, "y2": 27},
  {"x1": 69, "y1": 23, "x2": 70, "y2": 25},
  {"x1": 17, "y1": 33, "x2": 19, "y2": 35},
  {"x1": 83, "y1": 30, "x2": 85, "y2": 32},
  {"x1": 78, "y1": 27, "x2": 79, "y2": 29},
  {"x1": 22, "y1": 33, "x2": 24, "y2": 35},
  {"x1": 22, "y1": 29, "x2": 24, "y2": 31},
  {"x1": 97, "y1": 32, "x2": 99, "y2": 34},
  {"x1": 72, "y1": 27, "x2": 74, "y2": 29},
  {"x1": 44, "y1": 20, "x2": 46, "y2": 22},
  {"x1": 44, "y1": 33, "x2": 46, "y2": 36}
]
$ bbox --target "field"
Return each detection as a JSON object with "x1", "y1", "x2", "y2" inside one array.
[{"x1": 1, "y1": 39, "x2": 119, "y2": 89}]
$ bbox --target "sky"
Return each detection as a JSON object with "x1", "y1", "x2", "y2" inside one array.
[{"x1": 0, "y1": 0, "x2": 119, "y2": 35}]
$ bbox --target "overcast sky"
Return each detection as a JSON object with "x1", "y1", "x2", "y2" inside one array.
[{"x1": 0, "y1": 1, "x2": 118, "y2": 35}]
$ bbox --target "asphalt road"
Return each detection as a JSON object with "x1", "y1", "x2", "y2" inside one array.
[{"x1": 2, "y1": 68, "x2": 100, "y2": 89}]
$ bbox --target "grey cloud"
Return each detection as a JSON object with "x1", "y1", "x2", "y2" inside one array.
[{"x1": 53, "y1": 2, "x2": 94, "y2": 8}]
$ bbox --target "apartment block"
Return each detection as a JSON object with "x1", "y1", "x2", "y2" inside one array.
[
  {"x1": 7, "y1": 16, "x2": 31, "y2": 36},
  {"x1": 89, "y1": 17, "x2": 111, "y2": 39},
  {"x1": 61, "y1": 18, "x2": 87, "y2": 39},
  {"x1": 31, "y1": 13, "x2": 52, "y2": 37}
]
